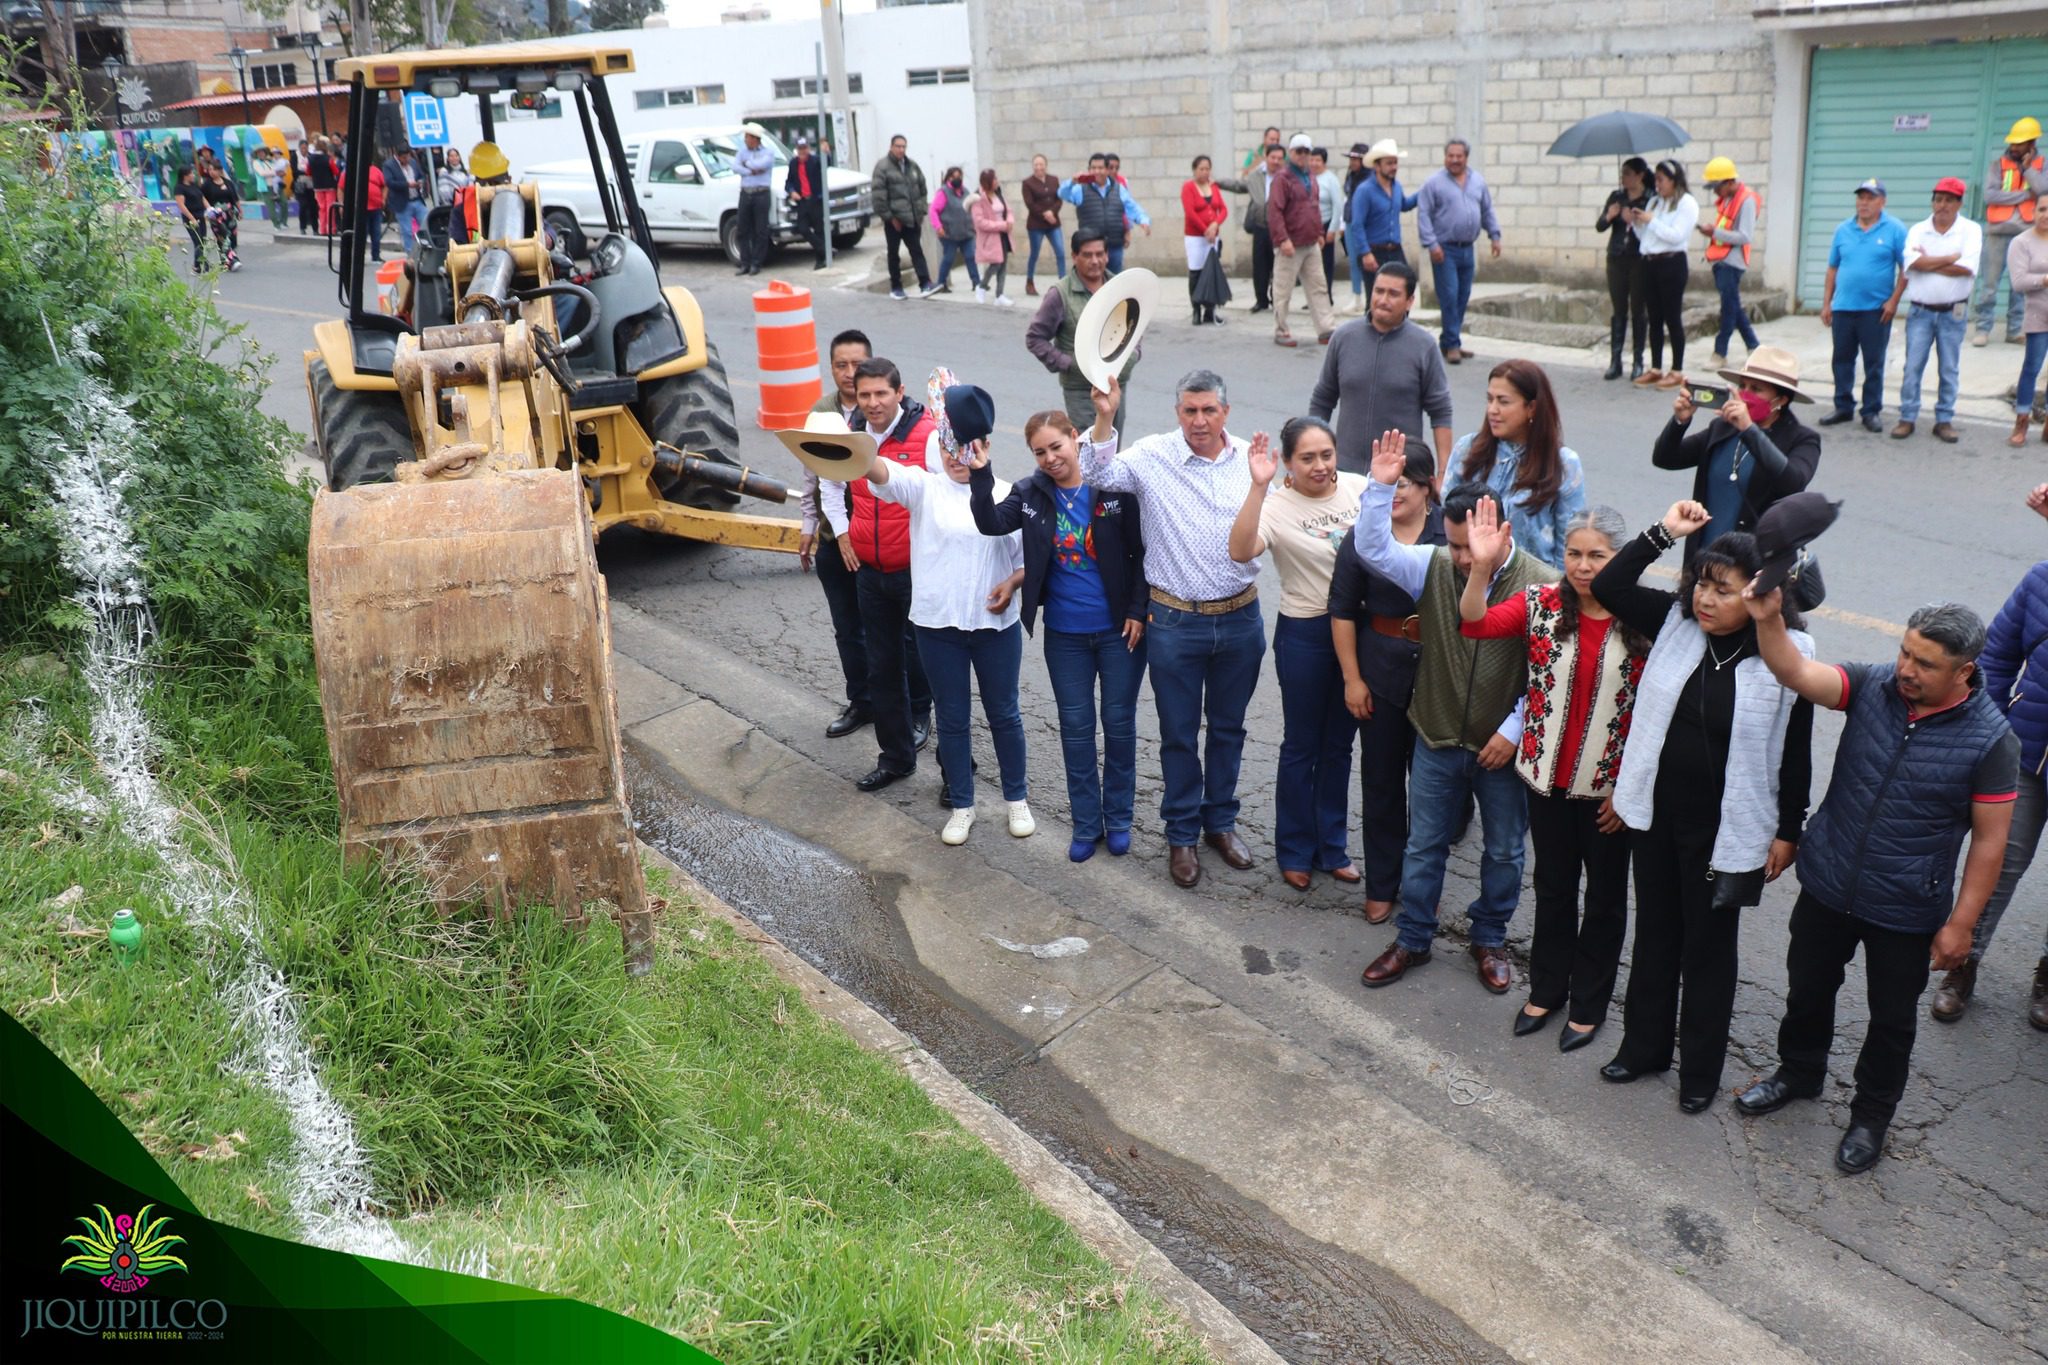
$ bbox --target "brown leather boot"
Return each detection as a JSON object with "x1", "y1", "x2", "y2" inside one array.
[
  {"x1": 2031, "y1": 958, "x2": 2048, "y2": 1032},
  {"x1": 1930, "y1": 959, "x2": 1976, "y2": 1022}
]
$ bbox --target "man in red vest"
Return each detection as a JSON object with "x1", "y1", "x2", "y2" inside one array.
[
  {"x1": 1698, "y1": 156, "x2": 1762, "y2": 369},
  {"x1": 846, "y1": 357, "x2": 936, "y2": 790},
  {"x1": 1974, "y1": 115, "x2": 2047, "y2": 347}
]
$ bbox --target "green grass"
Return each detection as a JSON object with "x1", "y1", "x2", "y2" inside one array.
[{"x1": 1, "y1": 658, "x2": 1210, "y2": 1363}]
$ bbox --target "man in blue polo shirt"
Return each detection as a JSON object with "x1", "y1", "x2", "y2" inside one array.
[
  {"x1": 1819, "y1": 179, "x2": 1909, "y2": 432},
  {"x1": 1346, "y1": 138, "x2": 1418, "y2": 308}
]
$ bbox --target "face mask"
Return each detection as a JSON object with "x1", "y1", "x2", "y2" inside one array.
[{"x1": 1741, "y1": 391, "x2": 1775, "y2": 426}]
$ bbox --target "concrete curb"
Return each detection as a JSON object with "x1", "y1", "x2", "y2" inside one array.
[{"x1": 634, "y1": 843, "x2": 1285, "y2": 1365}]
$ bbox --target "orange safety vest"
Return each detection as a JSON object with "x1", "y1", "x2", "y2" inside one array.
[
  {"x1": 1704, "y1": 182, "x2": 1760, "y2": 266},
  {"x1": 1986, "y1": 153, "x2": 2043, "y2": 225}
]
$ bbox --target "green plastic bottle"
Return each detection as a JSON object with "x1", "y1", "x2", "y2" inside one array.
[{"x1": 109, "y1": 908, "x2": 143, "y2": 964}]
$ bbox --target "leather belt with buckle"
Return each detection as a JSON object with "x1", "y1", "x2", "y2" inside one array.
[
  {"x1": 1911, "y1": 301, "x2": 1964, "y2": 314},
  {"x1": 1370, "y1": 613, "x2": 1422, "y2": 642},
  {"x1": 1150, "y1": 584, "x2": 1258, "y2": 616}
]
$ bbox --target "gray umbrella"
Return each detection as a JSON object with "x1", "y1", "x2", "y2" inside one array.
[{"x1": 1546, "y1": 111, "x2": 1691, "y2": 158}]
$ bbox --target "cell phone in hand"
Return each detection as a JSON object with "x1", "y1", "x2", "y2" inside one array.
[{"x1": 1687, "y1": 382, "x2": 1730, "y2": 409}]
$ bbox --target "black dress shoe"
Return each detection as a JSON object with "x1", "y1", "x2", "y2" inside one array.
[
  {"x1": 825, "y1": 705, "x2": 872, "y2": 739},
  {"x1": 855, "y1": 766, "x2": 910, "y2": 793},
  {"x1": 1512, "y1": 1007, "x2": 1551, "y2": 1037},
  {"x1": 912, "y1": 717, "x2": 931, "y2": 751},
  {"x1": 1733, "y1": 1073, "x2": 1821, "y2": 1117},
  {"x1": 1818, "y1": 409, "x2": 1855, "y2": 426},
  {"x1": 1860, "y1": 415, "x2": 1884, "y2": 433},
  {"x1": 1835, "y1": 1121, "x2": 1886, "y2": 1174},
  {"x1": 1599, "y1": 1057, "x2": 1665, "y2": 1084},
  {"x1": 1678, "y1": 1089, "x2": 1715, "y2": 1114},
  {"x1": 1558, "y1": 1022, "x2": 1599, "y2": 1053}
]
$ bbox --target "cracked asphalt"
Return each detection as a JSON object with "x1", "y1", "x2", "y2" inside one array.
[{"x1": 229, "y1": 234, "x2": 2046, "y2": 1359}]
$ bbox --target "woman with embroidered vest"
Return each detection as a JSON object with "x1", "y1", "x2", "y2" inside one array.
[
  {"x1": 1459, "y1": 503, "x2": 1649, "y2": 1051},
  {"x1": 865, "y1": 386, "x2": 1031, "y2": 846},
  {"x1": 1229, "y1": 417, "x2": 1371, "y2": 889},
  {"x1": 1446, "y1": 360, "x2": 1586, "y2": 571},
  {"x1": 930, "y1": 167, "x2": 982, "y2": 296},
  {"x1": 969, "y1": 409, "x2": 1149, "y2": 863},
  {"x1": 1329, "y1": 447, "x2": 1445, "y2": 925},
  {"x1": 1592, "y1": 502, "x2": 1814, "y2": 1113}
]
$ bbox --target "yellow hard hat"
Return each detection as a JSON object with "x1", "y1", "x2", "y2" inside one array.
[
  {"x1": 2008, "y1": 116, "x2": 2043, "y2": 145},
  {"x1": 1703, "y1": 156, "x2": 1738, "y2": 184},
  {"x1": 470, "y1": 141, "x2": 509, "y2": 180}
]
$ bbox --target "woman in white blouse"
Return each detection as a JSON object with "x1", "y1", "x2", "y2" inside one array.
[
  {"x1": 866, "y1": 415, "x2": 1032, "y2": 846},
  {"x1": 1629, "y1": 159, "x2": 1700, "y2": 391}
]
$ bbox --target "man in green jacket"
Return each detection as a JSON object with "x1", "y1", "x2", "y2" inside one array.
[
  {"x1": 870, "y1": 134, "x2": 939, "y2": 299},
  {"x1": 1023, "y1": 229, "x2": 1140, "y2": 432}
]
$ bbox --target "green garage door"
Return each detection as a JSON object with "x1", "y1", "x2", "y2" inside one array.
[{"x1": 1798, "y1": 37, "x2": 2048, "y2": 309}]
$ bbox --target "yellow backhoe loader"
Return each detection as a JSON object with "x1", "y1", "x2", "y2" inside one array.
[{"x1": 305, "y1": 44, "x2": 796, "y2": 972}]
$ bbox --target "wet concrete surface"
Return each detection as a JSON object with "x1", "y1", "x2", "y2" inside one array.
[{"x1": 627, "y1": 747, "x2": 1503, "y2": 1365}]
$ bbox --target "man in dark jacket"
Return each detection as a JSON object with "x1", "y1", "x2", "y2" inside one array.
[
  {"x1": 1735, "y1": 595, "x2": 2018, "y2": 1174},
  {"x1": 784, "y1": 135, "x2": 827, "y2": 269},
  {"x1": 870, "y1": 135, "x2": 938, "y2": 299},
  {"x1": 1930, "y1": 481, "x2": 2048, "y2": 1029},
  {"x1": 1653, "y1": 346, "x2": 1822, "y2": 566}
]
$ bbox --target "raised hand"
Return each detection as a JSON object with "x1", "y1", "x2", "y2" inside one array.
[
  {"x1": 1661, "y1": 499, "x2": 1710, "y2": 539},
  {"x1": 1721, "y1": 394, "x2": 1752, "y2": 433},
  {"x1": 1464, "y1": 497, "x2": 1509, "y2": 573},
  {"x1": 965, "y1": 438, "x2": 991, "y2": 471},
  {"x1": 1091, "y1": 376, "x2": 1120, "y2": 431},
  {"x1": 1671, "y1": 388, "x2": 1697, "y2": 425},
  {"x1": 1369, "y1": 428, "x2": 1408, "y2": 485},
  {"x1": 1740, "y1": 575, "x2": 1784, "y2": 623},
  {"x1": 1247, "y1": 431, "x2": 1279, "y2": 487}
]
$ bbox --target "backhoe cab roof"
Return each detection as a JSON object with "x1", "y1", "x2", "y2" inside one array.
[{"x1": 335, "y1": 42, "x2": 635, "y2": 91}]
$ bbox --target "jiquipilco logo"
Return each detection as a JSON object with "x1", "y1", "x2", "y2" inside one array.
[{"x1": 18, "y1": 1204, "x2": 228, "y2": 1341}]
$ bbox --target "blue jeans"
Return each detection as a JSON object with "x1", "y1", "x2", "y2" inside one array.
[
  {"x1": 1272, "y1": 614, "x2": 1355, "y2": 872},
  {"x1": 1146, "y1": 599, "x2": 1265, "y2": 845},
  {"x1": 1394, "y1": 742, "x2": 1530, "y2": 954},
  {"x1": 366, "y1": 207, "x2": 385, "y2": 259},
  {"x1": 937, "y1": 236, "x2": 982, "y2": 289},
  {"x1": 1027, "y1": 226, "x2": 1066, "y2": 284},
  {"x1": 1899, "y1": 304, "x2": 1967, "y2": 424},
  {"x1": 1043, "y1": 626, "x2": 1147, "y2": 841},
  {"x1": 914, "y1": 623, "x2": 1027, "y2": 808},
  {"x1": 1106, "y1": 242, "x2": 1126, "y2": 274},
  {"x1": 1829, "y1": 308, "x2": 1891, "y2": 419},
  {"x1": 1430, "y1": 240, "x2": 1475, "y2": 352},
  {"x1": 397, "y1": 199, "x2": 428, "y2": 252},
  {"x1": 1712, "y1": 261, "x2": 1759, "y2": 355},
  {"x1": 2017, "y1": 331, "x2": 2048, "y2": 415}
]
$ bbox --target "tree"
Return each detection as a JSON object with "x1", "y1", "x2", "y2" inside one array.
[
  {"x1": 546, "y1": 0, "x2": 572, "y2": 35},
  {"x1": 587, "y1": 0, "x2": 658, "y2": 32}
]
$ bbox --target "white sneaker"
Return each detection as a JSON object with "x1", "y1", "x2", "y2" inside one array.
[
  {"x1": 995, "y1": 294, "x2": 1015, "y2": 308},
  {"x1": 975, "y1": 286, "x2": 987, "y2": 304},
  {"x1": 942, "y1": 807, "x2": 976, "y2": 845},
  {"x1": 1007, "y1": 800, "x2": 1036, "y2": 838}
]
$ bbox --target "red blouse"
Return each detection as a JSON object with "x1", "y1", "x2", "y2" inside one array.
[
  {"x1": 1181, "y1": 180, "x2": 1230, "y2": 237},
  {"x1": 1464, "y1": 597, "x2": 1615, "y2": 792}
]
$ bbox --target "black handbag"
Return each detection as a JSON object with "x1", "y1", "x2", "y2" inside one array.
[{"x1": 1708, "y1": 866, "x2": 1766, "y2": 911}]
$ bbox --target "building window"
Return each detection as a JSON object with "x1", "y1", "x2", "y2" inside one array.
[
  {"x1": 940, "y1": 67, "x2": 969, "y2": 85},
  {"x1": 635, "y1": 90, "x2": 663, "y2": 110},
  {"x1": 774, "y1": 74, "x2": 861, "y2": 98},
  {"x1": 697, "y1": 84, "x2": 725, "y2": 104},
  {"x1": 772, "y1": 78, "x2": 802, "y2": 99},
  {"x1": 638, "y1": 84, "x2": 723, "y2": 109},
  {"x1": 908, "y1": 67, "x2": 967, "y2": 87}
]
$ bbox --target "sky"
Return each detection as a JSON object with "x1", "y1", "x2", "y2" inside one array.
[{"x1": 659, "y1": 0, "x2": 877, "y2": 27}]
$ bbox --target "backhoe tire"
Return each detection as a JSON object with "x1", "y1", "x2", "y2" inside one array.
[
  {"x1": 637, "y1": 344, "x2": 742, "y2": 509},
  {"x1": 310, "y1": 358, "x2": 415, "y2": 492}
]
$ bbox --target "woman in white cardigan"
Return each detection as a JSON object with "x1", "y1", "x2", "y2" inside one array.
[
  {"x1": 1629, "y1": 159, "x2": 1701, "y2": 390},
  {"x1": 1590, "y1": 499, "x2": 1815, "y2": 1114},
  {"x1": 866, "y1": 411, "x2": 1030, "y2": 846}
]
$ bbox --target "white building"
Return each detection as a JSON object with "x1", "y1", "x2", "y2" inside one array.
[{"x1": 442, "y1": 5, "x2": 975, "y2": 185}]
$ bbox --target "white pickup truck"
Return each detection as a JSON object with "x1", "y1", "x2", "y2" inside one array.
[{"x1": 528, "y1": 125, "x2": 872, "y2": 265}]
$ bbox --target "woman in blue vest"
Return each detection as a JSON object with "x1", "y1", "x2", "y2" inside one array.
[
  {"x1": 1592, "y1": 501, "x2": 1814, "y2": 1113},
  {"x1": 969, "y1": 409, "x2": 1149, "y2": 862},
  {"x1": 1447, "y1": 359, "x2": 1586, "y2": 571}
]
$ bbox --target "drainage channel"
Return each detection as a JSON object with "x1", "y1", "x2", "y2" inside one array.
[{"x1": 627, "y1": 749, "x2": 1505, "y2": 1365}]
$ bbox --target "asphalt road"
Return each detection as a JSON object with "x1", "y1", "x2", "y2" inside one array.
[{"x1": 221, "y1": 231, "x2": 2047, "y2": 1360}]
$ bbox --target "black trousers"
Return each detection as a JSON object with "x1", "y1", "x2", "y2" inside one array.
[
  {"x1": 1775, "y1": 891, "x2": 1933, "y2": 1128},
  {"x1": 1606, "y1": 254, "x2": 1648, "y2": 361},
  {"x1": 1643, "y1": 252, "x2": 1689, "y2": 372},
  {"x1": 816, "y1": 536, "x2": 867, "y2": 707},
  {"x1": 1250, "y1": 227, "x2": 1275, "y2": 308},
  {"x1": 855, "y1": 564, "x2": 931, "y2": 775},
  {"x1": 883, "y1": 217, "x2": 931, "y2": 291},
  {"x1": 1355, "y1": 696, "x2": 1417, "y2": 902},
  {"x1": 794, "y1": 196, "x2": 826, "y2": 265},
  {"x1": 1360, "y1": 241, "x2": 1406, "y2": 305},
  {"x1": 1526, "y1": 788, "x2": 1632, "y2": 1025},
  {"x1": 1617, "y1": 813, "x2": 1742, "y2": 1089},
  {"x1": 1319, "y1": 238, "x2": 1336, "y2": 302},
  {"x1": 737, "y1": 188, "x2": 772, "y2": 270}
]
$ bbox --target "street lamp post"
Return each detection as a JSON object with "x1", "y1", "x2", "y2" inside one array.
[
  {"x1": 226, "y1": 46, "x2": 252, "y2": 128},
  {"x1": 99, "y1": 53, "x2": 122, "y2": 132},
  {"x1": 300, "y1": 32, "x2": 328, "y2": 136}
]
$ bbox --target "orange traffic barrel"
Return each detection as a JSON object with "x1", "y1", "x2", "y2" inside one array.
[
  {"x1": 374, "y1": 258, "x2": 404, "y2": 315},
  {"x1": 752, "y1": 279, "x2": 822, "y2": 428}
]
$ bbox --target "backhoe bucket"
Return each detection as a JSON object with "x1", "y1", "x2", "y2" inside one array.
[{"x1": 307, "y1": 469, "x2": 654, "y2": 972}]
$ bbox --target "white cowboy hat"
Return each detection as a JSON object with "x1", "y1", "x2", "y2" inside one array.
[
  {"x1": 741, "y1": 122, "x2": 769, "y2": 140},
  {"x1": 1717, "y1": 345, "x2": 1816, "y2": 404},
  {"x1": 1075, "y1": 267, "x2": 1159, "y2": 393},
  {"x1": 1365, "y1": 138, "x2": 1406, "y2": 164},
  {"x1": 773, "y1": 410, "x2": 878, "y2": 481}
]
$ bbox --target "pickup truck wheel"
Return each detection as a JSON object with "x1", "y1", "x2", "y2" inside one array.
[
  {"x1": 543, "y1": 207, "x2": 587, "y2": 259},
  {"x1": 637, "y1": 345, "x2": 742, "y2": 509},
  {"x1": 830, "y1": 223, "x2": 865, "y2": 251},
  {"x1": 309, "y1": 358, "x2": 415, "y2": 491},
  {"x1": 719, "y1": 212, "x2": 781, "y2": 268}
]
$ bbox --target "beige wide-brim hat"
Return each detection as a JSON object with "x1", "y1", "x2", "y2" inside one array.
[
  {"x1": 1365, "y1": 138, "x2": 1406, "y2": 164},
  {"x1": 773, "y1": 410, "x2": 878, "y2": 481},
  {"x1": 1075, "y1": 267, "x2": 1159, "y2": 392},
  {"x1": 1718, "y1": 345, "x2": 1816, "y2": 404}
]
